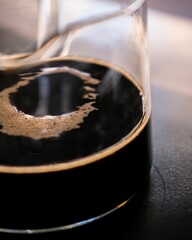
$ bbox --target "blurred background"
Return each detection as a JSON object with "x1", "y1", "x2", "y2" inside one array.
[
  {"x1": 147, "y1": 0, "x2": 192, "y2": 105},
  {"x1": 148, "y1": 0, "x2": 192, "y2": 18}
]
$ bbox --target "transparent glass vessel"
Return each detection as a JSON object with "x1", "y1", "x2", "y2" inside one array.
[{"x1": 0, "y1": 0, "x2": 152, "y2": 234}]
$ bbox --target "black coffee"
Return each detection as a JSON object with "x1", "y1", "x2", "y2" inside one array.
[{"x1": 0, "y1": 58, "x2": 152, "y2": 231}]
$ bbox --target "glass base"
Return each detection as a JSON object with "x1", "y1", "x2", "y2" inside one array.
[{"x1": 0, "y1": 198, "x2": 133, "y2": 235}]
